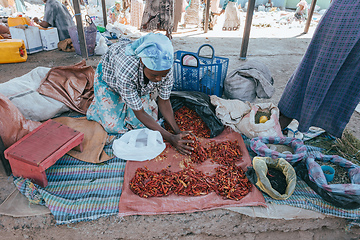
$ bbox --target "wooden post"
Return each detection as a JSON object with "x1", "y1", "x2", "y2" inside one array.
[
  {"x1": 101, "y1": 0, "x2": 107, "y2": 27},
  {"x1": 240, "y1": 0, "x2": 256, "y2": 60},
  {"x1": 72, "y1": 0, "x2": 88, "y2": 58},
  {"x1": 304, "y1": 0, "x2": 318, "y2": 33},
  {"x1": 204, "y1": 0, "x2": 210, "y2": 33}
]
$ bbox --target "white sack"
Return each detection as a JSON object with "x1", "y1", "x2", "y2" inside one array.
[{"x1": 0, "y1": 67, "x2": 70, "y2": 121}]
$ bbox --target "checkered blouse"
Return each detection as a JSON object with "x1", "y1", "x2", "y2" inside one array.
[{"x1": 100, "y1": 38, "x2": 174, "y2": 111}]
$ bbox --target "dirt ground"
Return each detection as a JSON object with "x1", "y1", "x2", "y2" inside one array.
[{"x1": 1, "y1": 16, "x2": 360, "y2": 239}]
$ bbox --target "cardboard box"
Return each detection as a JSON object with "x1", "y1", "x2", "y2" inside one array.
[
  {"x1": 9, "y1": 26, "x2": 43, "y2": 54},
  {"x1": 40, "y1": 27, "x2": 59, "y2": 51}
]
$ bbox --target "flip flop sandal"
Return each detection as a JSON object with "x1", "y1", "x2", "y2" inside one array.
[{"x1": 283, "y1": 127, "x2": 304, "y2": 139}]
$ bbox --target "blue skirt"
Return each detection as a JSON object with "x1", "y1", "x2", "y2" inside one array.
[{"x1": 278, "y1": 0, "x2": 360, "y2": 137}]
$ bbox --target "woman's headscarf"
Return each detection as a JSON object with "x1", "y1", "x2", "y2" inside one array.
[{"x1": 125, "y1": 33, "x2": 174, "y2": 71}]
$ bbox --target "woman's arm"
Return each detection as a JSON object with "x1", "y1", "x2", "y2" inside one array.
[
  {"x1": 157, "y1": 97, "x2": 180, "y2": 134},
  {"x1": 33, "y1": 17, "x2": 50, "y2": 28}
]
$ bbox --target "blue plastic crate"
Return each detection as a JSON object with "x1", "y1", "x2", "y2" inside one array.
[{"x1": 173, "y1": 44, "x2": 229, "y2": 97}]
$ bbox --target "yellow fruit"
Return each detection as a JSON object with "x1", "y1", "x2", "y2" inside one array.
[{"x1": 259, "y1": 116, "x2": 268, "y2": 123}]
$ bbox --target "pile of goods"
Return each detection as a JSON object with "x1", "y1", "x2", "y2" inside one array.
[
  {"x1": 130, "y1": 106, "x2": 252, "y2": 201},
  {"x1": 165, "y1": 106, "x2": 211, "y2": 138},
  {"x1": 130, "y1": 164, "x2": 252, "y2": 201}
]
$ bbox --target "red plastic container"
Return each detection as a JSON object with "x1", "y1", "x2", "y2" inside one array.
[{"x1": 4, "y1": 119, "x2": 84, "y2": 187}]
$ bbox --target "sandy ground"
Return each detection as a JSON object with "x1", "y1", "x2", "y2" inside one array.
[{"x1": 1, "y1": 10, "x2": 360, "y2": 240}]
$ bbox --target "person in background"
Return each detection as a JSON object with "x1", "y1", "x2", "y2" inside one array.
[
  {"x1": 278, "y1": 0, "x2": 360, "y2": 138},
  {"x1": 108, "y1": 1, "x2": 122, "y2": 24},
  {"x1": 294, "y1": 0, "x2": 308, "y2": 22},
  {"x1": 86, "y1": 33, "x2": 193, "y2": 155},
  {"x1": 141, "y1": 0, "x2": 174, "y2": 39},
  {"x1": 33, "y1": 0, "x2": 75, "y2": 41},
  {"x1": 216, "y1": 0, "x2": 241, "y2": 31},
  {"x1": 265, "y1": 0, "x2": 273, "y2": 11}
]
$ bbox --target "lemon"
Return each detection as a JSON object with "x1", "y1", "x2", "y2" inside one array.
[{"x1": 259, "y1": 116, "x2": 269, "y2": 123}]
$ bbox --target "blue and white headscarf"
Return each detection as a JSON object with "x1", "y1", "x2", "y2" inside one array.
[{"x1": 125, "y1": 33, "x2": 174, "y2": 71}]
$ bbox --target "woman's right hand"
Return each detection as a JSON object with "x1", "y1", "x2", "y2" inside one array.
[{"x1": 168, "y1": 131, "x2": 194, "y2": 155}]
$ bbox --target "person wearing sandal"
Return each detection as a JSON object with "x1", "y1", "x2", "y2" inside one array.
[
  {"x1": 278, "y1": 0, "x2": 360, "y2": 138},
  {"x1": 216, "y1": 0, "x2": 241, "y2": 31}
]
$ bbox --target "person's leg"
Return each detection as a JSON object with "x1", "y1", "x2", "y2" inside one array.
[{"x1": 279, "y1": 111, "x2": 293, "y2": 130}]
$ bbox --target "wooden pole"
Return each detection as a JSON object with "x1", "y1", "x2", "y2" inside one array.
[
  {"x1": 240, "y1": 0, "x2": 256, "y2": 60},
  {"x1": 204, "y1": 0, "x2": 210, "y2": 33},
  {"x1": 101, "y1": 0, "x2": 107, "y2": 27},
  {"x1": 303, "y1": 0, "x2": 318, "y2": 33},
  {"x1": 72, "y1": 0, "x2": 88, "y2": 58}
]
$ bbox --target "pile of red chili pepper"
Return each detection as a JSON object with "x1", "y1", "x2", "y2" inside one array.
[
  {"x1": 184, "y1": 135, "x2": 208, "y2": 164},
  {"x1": 130, "y1": 105, "x2": 252, "y2": 201},
  {"x1": 130, "y1": 164, "x2": 251, "y2": 200},
  {"x1": 208, "y1": 165, "x2": 252, "y2": 201},
  {"x1": 165, "y1": 106, "x2": 211, "y2": 138},
  {"x1": 207, "y1": 140, "x2": 242, "y2": 166},
  {"x1": 183, "y1": 136, "x2": 243, "y2": 166}
]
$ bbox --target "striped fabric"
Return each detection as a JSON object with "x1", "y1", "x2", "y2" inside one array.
[
  {"x1": 14, "y1": 143, "x2": 126, "y2": 225},
  {"x1": 13, "y1": 133, "x2": 360, "y2": 225},
  {"x1": 306, "y1": 153, "x2": 360, "y2": 195},
  {"x1": 250, "y1": 136, "x2": 307, "y2": 163},
  {"x1": 265, "y1": 179, "x2": 360, "y2": 226},
  {"x1": 244, "y1": 134, "x2": 360, "y2": 225}
]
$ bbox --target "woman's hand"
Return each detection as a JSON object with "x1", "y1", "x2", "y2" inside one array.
[{"x1": 168, "y1": 131, "x2": 194, "y2": 155}]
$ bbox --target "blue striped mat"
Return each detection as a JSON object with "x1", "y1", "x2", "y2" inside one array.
[
  {"x1": 265, "y1": 179, "x2": 360, "y2": 226},
  {"x1": 14, "y1": 133, "x2": 360, "y2": 226},
  {"x1": 14, "y1": 143, "x2": 126, "y2": 225}
]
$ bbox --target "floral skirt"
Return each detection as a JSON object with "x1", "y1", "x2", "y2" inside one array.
[{"x1": 86, "y1": 63, "x2": 158, "y2": 134}]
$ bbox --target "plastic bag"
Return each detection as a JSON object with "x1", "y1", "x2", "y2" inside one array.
[
  {"x1": 95, "y1": 35, "x2": 108, "y2": 55},
  {"x1": 166, "y1": 91, "x2": 225, "y2": 138},
  {"x1": 295, "y1": 153, "x2": 360, "y2": 209},
  {"x1": 237, "y1": 102, "x2": 283, "y2": 139},
  {"x1": 246, "y1": 156, "x2": 297, "y2": 200},
  {"x1": 112, "y1": 128, "x2": 166, "y2": 161}
]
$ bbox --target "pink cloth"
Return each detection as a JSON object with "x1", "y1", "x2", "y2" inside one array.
[{"x1": 118, "y1": 128, "x2": 266, "y2": 217}]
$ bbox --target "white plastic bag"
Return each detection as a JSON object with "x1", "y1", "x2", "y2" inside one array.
[
  {"x1": 237, "y1": 103, "x2": 283, "y2": 139},
  {"x1": 95, "y1": 35, "x2": 108, "y2": 55},
  {"x1": 112, "y1": 129, "x2": 166, "y2": 161}
]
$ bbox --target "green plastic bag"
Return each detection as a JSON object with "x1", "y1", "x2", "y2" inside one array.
[{"x1": 246, "y1": 157, "x2": 297, "y2": 200}]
